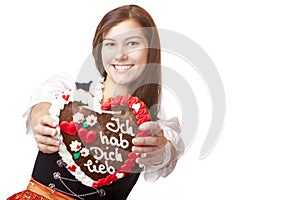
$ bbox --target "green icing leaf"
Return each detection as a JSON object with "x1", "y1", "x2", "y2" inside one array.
[
  {"x1": 83, "y1": 121, "x2": 88, "y2": 128},
  {"x1": 74, "y1": 151, "x2": 81, "y2": 159}
]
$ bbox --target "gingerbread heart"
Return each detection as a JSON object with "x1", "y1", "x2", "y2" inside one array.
[{"x1": 50, "y1": 89, "x2": 151, "y2": 188}]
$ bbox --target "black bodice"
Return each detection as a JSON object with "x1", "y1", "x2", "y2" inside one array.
[{"x1": 32, "y1": 151, "x2": 140, "y2": 200}]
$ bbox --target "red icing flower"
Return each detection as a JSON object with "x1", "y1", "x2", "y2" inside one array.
[
  {"x1": 120, "y1": 94, "x2": 131, "y2": 105},
  {"x1": 129, "y1": 96, "x2": 140, "y2": 108},
  {"x1": 137, "y1": 114, "x2": 151, "y2": 125},
  {"x1": 111, "y1": 95, "x2": 122, "y2": 107},
  {"x1": 101, "y1": 97, "x2": 112, "y2": 110},
  {"x1": 136, "y1": 108, "x2": 148, "y2": 118}
]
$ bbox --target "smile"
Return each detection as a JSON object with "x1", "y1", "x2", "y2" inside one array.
[{"x1": 113, "y1": 64, "x2": 134, "y2": 72}]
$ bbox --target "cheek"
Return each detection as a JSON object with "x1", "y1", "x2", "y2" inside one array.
[
  {"x1": 131, "y1": 49, "x2": 148, "y2": 65},
  {"x1": 101, "y1": 50, "x2": 115, "y2": 66}
]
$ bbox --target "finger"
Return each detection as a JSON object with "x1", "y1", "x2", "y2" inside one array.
[
  {"x1": 35, "y1": 134, "x2": 60, "y2": 147},
  {"x1": 155, "y1": 129, "x2": 164, "y2": 137},
  {"x1": 138, "y1": 121, "x2": 162, "y2": 136},
  {"x1": 33, "y1": 124, "x2": 58, "y2": 137},
  {"x1": 136, "y1": 151, "x2": 165, "y2": 165},
  {"x1": 37, "y1": 143, "x2": 60, "y2": 154},
  {"x1": 40, "y1": 115, "x2": 58, "y2": 128},
  {"x1": 132, "y1": 145, "x2": 162, "y2": 153},
  {"x1": 136, "y1": 156, "x2": 163, "y2": 165},
  {"x1": 132, "y1": 136, "x2": 167, "y2": 147}
]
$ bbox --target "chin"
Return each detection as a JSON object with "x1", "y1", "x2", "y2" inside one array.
[{"x1": 111, "y1": 73, "x2": 137, "y2": 84}]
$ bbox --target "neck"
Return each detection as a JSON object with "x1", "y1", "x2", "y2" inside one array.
[{"x1": 102, "y1": 79, "x2": 129, "y2": 102}]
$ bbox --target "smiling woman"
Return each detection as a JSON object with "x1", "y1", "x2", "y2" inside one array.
[
  {"x1": 92, "y1": 6, "x2": 162, "y2": 117},
  {"x1": 7, "y1": 4, "x2": 184, "y2": 200},
  {"x1": 101, "y1": 20, "x2": 149, "y2": 87}
]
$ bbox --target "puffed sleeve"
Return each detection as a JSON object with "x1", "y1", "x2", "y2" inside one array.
[
  {"x1": 143, "y1": 116, "x2": 185, "y2": 182},
  {"x1": 23, "y1": 73, "x2": 74, "y2": 134}
]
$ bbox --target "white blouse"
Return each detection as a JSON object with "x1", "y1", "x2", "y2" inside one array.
[{"x1": 23, "y1": 72, "x2": 184, "y2": 182}]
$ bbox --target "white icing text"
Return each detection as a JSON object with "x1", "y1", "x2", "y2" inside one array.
[
  {"x1": 90, "y1": 146, "x2": 123, "y2": 162},
  {"x1": 84, "y1": 160, "x2": 115, "y2": 174},
  {"x1": 99, "y1": 131, "x2": 129, "y2": 149},
  {"x1": 106, "y1": 117, "x2": 134, "y2": 136}
]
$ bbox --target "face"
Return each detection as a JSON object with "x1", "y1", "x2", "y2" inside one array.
[{"x1": 101, "y1": 19, "x2": 149, "y2": 86}]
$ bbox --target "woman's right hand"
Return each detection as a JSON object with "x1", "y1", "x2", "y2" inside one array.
[
  {"x1": 31, "y1": 103, "x2": 60, "y2": 154},
  {"x1": 33, "y1": 115, "x2": 60, "y2": 153}
]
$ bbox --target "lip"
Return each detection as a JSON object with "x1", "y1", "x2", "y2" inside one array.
[{"x1": 112, "y1": 64, "x2": 134, "y2": 73}]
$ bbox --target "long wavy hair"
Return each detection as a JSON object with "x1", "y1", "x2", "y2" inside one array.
[{"x1": 92, "y1": 5, "x2": 161, "y2": 120}]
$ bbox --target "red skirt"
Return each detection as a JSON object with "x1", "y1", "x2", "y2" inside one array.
[{"x1": 7, "y1": 178, "x2": 74, "y2": 200}]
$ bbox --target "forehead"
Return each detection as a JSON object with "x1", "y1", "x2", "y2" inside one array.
[{"x1": 103, "y1": 19, "x2": 145, "y2": 39}]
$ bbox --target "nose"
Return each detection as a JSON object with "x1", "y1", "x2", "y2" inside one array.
[{"x1": 115, "y1": 45, "x2": 128, "y2": 61}]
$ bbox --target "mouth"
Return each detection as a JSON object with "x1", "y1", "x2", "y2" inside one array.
[{"x1": 112, "y1": 64, "x2": 134, "y2": 73}]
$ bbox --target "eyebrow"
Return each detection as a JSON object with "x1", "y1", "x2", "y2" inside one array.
[
  {"x1": 103, "y1": 36, "x2": 144, "y2": 41},
  {"x1": 125, "y1": 36, "x2": 144, "y2": 40}
]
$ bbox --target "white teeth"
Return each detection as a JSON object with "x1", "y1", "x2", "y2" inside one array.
[{"x1": 114, "y1": 65, "x2": 132, "y2": 70}]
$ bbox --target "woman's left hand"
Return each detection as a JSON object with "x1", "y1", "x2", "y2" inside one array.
[{"x1": 132, "y1": 121, "x2": 168, "y2": 166}]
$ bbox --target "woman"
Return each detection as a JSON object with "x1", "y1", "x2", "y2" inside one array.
[{"x1": 8, "y1": 4, "x2": 183, "y2": 200}]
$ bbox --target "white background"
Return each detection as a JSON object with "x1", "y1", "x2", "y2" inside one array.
[{"x1": 1, "y1": 0, "x2": 300, "y2": 199}]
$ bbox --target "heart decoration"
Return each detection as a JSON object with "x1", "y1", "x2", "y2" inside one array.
[
  {"x1": 78, "y1": 128, "x2": 97, "y2": 144},
  {"x1": 49, "y1": 89, "x2": 151, "y2": 188},
  {"x1": 60, "y1": 121, "x2": 77, "y2": 136},
  {"x1": 132, "y1": 103, "x2": 141, "y2": 113}
]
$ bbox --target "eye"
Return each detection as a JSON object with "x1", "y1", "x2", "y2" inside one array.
[
  {"x1": 127, "y1": 41, "x2": 139, "y2": 47},
  {"x1": 105, "y1": 42, "x2": 115, "y2": 47},
  {"x1": 103, "y1": 41, "x2": 116, "y2": 48}
]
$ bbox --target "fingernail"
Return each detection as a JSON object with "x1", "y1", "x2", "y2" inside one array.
[
  {"x1": 131, "y1": 146, "x2": 136, "y2": 152},
  {"x1": 52, "y1": 130, "x2": 57, "y2": 136},
  {"x1": 132, "y1": 138, "x2": 137, "y2": 144},
  {"x1": 51, "y1": 121, "x2": 57, "y2": 127},
  {"x1": 138, "y1": 123, "x2": 147, "y2": 130},
  {"x1": 135, "y1": 158, "x2": 141, "y2": 164}
]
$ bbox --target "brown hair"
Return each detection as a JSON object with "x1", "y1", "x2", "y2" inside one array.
[{"x1": 92, "y1": 5, "x2": 161, "y2": 119}]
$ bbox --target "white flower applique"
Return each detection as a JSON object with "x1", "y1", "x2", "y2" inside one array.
[
  {"x1": 80, "y1": 148, "x2": 90, "y2": 157},
  {"x1": 70, "y1": 140, "x2": 81, "y2": 152},
  {"x1": 86, "y1": 115, "x2": 97, "y2": 127},
  {"x1": 73, "y1": 112, "x2": 84, "y2": 124}
]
